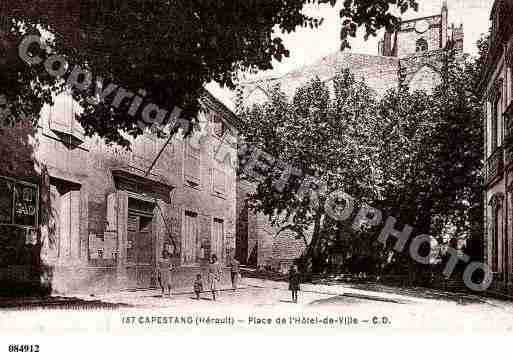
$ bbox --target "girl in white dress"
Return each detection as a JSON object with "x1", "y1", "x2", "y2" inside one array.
[{"x1": 208, "y1": 254, "x2": 222, "y2": 301}]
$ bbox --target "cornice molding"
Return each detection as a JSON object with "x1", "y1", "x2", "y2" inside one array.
[{"x1": 199, "y1": 89, "x2": 241, "y2": 131}]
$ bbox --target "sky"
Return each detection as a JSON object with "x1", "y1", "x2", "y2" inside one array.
[{"x1": 205, "y1": 0, "x2": 495, "y2": 110}]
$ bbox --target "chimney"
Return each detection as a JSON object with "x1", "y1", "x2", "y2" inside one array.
[{"x1": 441, "y1": 1, "x2": 448, "y2": 48}]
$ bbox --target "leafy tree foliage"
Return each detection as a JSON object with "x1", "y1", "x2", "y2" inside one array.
[
  {"x1": 240, "y1": 42, "x2": 485, "y2": 279},
  {"x1": 374, "y1": 44, "x2": 484, "y2": 282},
  {"x1": 240, "y1": 71, "x2": 383, "y2": 273},
  {"x1": 0, "y1": 0, "x2": 417, "y2": 146}
]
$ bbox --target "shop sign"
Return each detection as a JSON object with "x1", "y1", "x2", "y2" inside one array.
[{"x1": 0, "y1": 176, "x2": 38, "y2": 228}]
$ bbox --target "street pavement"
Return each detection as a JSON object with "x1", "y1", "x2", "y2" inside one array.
[{"x1": 2, "y1": 277, "x2": 513, "y2": 333}]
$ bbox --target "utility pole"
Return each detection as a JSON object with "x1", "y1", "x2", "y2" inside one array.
[{"x1": 144, "y1": 130, "x2": 175, "y2": 177}]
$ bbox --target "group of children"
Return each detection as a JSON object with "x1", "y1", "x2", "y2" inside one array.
[
  {"x1": 159, "y1": 251, "x2": 241, "y2": 301},
  {"x1": 159, "y1": 249, "x2": 302, "y2": 303}
]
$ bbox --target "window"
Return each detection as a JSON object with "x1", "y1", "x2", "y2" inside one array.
[
  {"x1": 212, "y1": 114, "x2": 226, "y2": 138},
  {"x1": 211, "y1": 168, "x2": 226, "y2": 197},
  {"x1": 489, "y1": 194, "x2": 503, "y2": 273},
  {"x1": 133, "y1": 134, "x2": 156, "y2": 162},
  {"x1": 212, "y1": 218, "x2": 224, "y2": 263},
  {"x1": 184, "y1": 141, "x2": 200, "y2": 187},
  {"x1": 183, "y1": 211, "x2": 199, "y2": 264},
  {"x1": 510, "y1": 67, "x2": 513, "y2": 105},
  {"x1": 415, "y1": 38, "x2": 428, "y2": 52},
  {"x1": 492, "y1": 205, "x2": 500, "y2": 273},
  {"x1": 491, "y1": 95, "x2": 501, "y2": 152},
  {"x1": 48, "y1": 92, "x2": 84, "y2": 144}
]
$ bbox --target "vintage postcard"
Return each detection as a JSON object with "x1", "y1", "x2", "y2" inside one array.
[{"x1": 0, "y1": 0, "x2": 512, "y2": 354}]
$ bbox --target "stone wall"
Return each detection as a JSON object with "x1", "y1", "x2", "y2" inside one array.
[
  {"x1": 236, "y1": 179, "x2": 310, "y2": 272},
  {"x1": 238, "y1": 52, "x2": 400, "y2": 109},
  {"x1": 394, "y1": 16, "x2": 442, "y2": 57}
]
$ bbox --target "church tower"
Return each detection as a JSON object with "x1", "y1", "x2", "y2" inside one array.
[
  {"x1": 379, "y1": 1, "x2": 462, "y2": 57},
  {"x1": 378, "y1": 2, "x2": 464, "y2": 93}
]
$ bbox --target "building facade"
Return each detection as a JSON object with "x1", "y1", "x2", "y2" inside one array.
[
  {"x1": 0, "y1": 89, "x2": 239, "y2": 294},
  {"x1": 236, "y1": 3, "x2": 465, "y2": 272},
  {"x1": 481, "y1": 0, "x2": 513, "y2": 295}
]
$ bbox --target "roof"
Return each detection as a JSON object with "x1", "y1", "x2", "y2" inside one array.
[
  {"x1": 240, "y1": 51, "x2": 400, "y2": 103},
  {"x1": 478, "y1": 0, "x2": 513, "y2": 96},
  {"x1": 199, "y1": 88, "x2": 242, "y2": 131}
]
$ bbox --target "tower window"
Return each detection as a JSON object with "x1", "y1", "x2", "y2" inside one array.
[{"x1": 416, "y1": 38, "x2": 428, "y2": 52}]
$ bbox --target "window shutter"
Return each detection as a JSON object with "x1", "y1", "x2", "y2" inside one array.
[
  {"x1": 185, "y1": 143, "x2": 201, "y2": 185},
  {"x1": 49, "y1": 94, "x2": 72, "y2": 134},
  {"x1": 212, "y1": 168, "x2": 225, "y2": 195},
  {"x1": 106, "y1": 192, "x2": 117, "y2": 231},
  {"x1": 48, "y1": 93, "x2": 85, "y2": 142},
  {"x1": 212, "y1": 218, "x2": 224, "y2": 262},
  {"x1": 183, "y1": 211, "x2": 198, "y2": 264}
]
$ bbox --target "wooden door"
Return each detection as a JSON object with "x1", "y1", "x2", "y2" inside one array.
[{"x1": 127, "y1": 212, "x2": 155, "y2": 288}]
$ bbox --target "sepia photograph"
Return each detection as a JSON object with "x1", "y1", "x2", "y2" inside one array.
[{"x1": 0, "y1": 0, "x2": 512, "y2": 354}]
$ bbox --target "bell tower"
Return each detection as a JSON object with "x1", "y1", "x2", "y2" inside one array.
[
  {"x1": 441, "y1": 0, "x2": 448, "y2": 48},
  {"x1": 379, "y1": 1, "x2": 457, "y2": 58}
]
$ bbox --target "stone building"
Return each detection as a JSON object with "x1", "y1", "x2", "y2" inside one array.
[
  {"x1": 235, "y1": 2, "x2": 465, "y2": 272},
  {"x1": 480, "y1": 0, "x2": 513, "y2": 295},
  {"x1": 0, "y1": 89, "x2": 240, "y2": 294}
]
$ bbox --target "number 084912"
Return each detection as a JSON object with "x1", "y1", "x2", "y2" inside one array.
[{"x1": 8, "y1": 345, "x2": 39, "y2": 353}]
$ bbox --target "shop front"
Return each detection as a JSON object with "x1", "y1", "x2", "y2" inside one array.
[{"x1": 0, "y1": 175, "x2": 46, "y2": 295}]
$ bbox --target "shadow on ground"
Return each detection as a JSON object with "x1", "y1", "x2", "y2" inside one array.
[
  {"x1": 342, "y1": 283, "x2": 488, "y2": 305},
  {"x1": 308, "y1": 295, "x2": 374, "y2": 306},
  {"x1": 0, "y1": 296, "x2": 131, "y2": 310}
]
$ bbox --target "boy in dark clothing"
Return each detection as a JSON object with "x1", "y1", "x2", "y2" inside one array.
[
  {"x1": 229, "y1": 257, "x2": 240, "y2": 290},
  {"x1": 288, "y1": 265, "x2": 301, "y2": 303},
  {"x1": 193, "y1": 274, "x2": 203, "y2": 300}
]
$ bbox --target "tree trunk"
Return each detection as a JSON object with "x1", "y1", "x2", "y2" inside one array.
[
  {"x1": 411, "y1": 196, "x2": 433, "y2": 286},
  {"x1": 306, "y1": 210, "x2": 324, "y2": 274}
]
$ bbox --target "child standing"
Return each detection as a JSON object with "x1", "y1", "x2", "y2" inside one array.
[
  {"x1": 158, "y1": 250, "x2": 173, "y2": 297},
  {"x1": 193, "y1": 274, "x2": 203, "y2": 300},
  {"x1": 229, "y1": 257, "x2": 240, "y2": 290},
  {"x1": 288, "y1": 265, "x2": 301, "y2": 303},
  {"x1": 208, "y1": 254, "x2": 223, "y2": 301}
]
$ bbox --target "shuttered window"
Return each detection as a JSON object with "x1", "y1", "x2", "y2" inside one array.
[
  {"x1": 48, "y1": 92, "x2": 84, "y2": 142},
  {"x1": 212, "y1": 218, "x2": 224, "y2": 263},
  {"x1": 212, "y1": 168, "x2": 225, "y2": 196},
  {"x1": 50, "y1": 179, "x2": 81, "y2": 259},
  {"x1": 183, "y1": 211, "x2": 199, "y2": 264},
  {"x1": 491, "y1": 96, "x2": 500, "y2": 151},
  {"x1": 184, "y1": 142, "x2": 200, "y2": 187},
  {"x1": 106, "y1": 192, "x2": 117, "y2": 231}
]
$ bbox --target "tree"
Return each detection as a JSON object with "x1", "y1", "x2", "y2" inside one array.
[
  {"x1": 375, "y1": 42, "x2": 484, "y2": 283},
  {"x1": 0, "y1": 0, "x2": 417, "y2": 147},
  {"x1": 240, "y1": 41, "x2": 485, "y2": 280},
  {"x1": 240, "y1": 70, "x2": 383, "y2": 274}
]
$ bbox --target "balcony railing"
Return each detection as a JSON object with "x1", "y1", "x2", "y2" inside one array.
[{"x1": 486, "y1": 146, "x2": 504, "y2": 185}]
